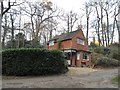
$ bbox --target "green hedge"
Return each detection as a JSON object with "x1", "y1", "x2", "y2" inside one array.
[{"x1": 2, "y1": 48, "x2": 68, "y2": 76}]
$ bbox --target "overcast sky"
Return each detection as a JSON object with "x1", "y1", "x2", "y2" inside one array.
[{"x1": 50, "y1": 0, "x2": 88, "y2": 13}]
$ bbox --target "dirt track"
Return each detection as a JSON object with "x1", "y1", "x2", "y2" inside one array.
[{"x1": 2, "y1": 67, "x2": 118, "y2": 88}]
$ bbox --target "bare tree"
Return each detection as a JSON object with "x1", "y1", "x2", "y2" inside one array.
[
  {"x1": 90, "y1": 0, "x2": 118, "y2": 46},
  {"x1": 102, "y1": 0, "x2": 114, "y2": 46},
  {"x1": 94, "y1": 2, "x2": 101, "y2": 46},
  {"x1": 34, "y1": 1, "x2": 60, "y2": 43},
  {"x1": 111, "y1": 6, "x2": 119, "y2": 44},
  {"x1": 1, "y1": 0, "x2": 23, "y2": 17},
  {"x1": 117, "y1": 1, "x2": 120, "y2": 43},
  {"x1": 69, "y1": 11, "x2": 78, "y2": 32},
  {"x1": 63, "y1": 10, "x2": 78, "y2": 33},
  {"x1": 84, "y1": 2, "x2": 92, "y2": 45},
  {"x1": 2, "y1": 14, "x2": 9, "y2": 48},
  {"x1": 10, "y1": 12, "x2": 15, "y2": 48},
  {"x1": 21, "y1": 1, "x2": 61, "y2": 46}
]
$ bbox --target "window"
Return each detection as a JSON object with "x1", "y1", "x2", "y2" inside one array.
[
  {"x1": 83, "y1": 53, "x2": 89, "y2": 60},
  {"x1": 49, "y1": 41, "x2": 54, "y2": 46},
  {"x1": 77, "y1": 52, "x2": 80, "y2": 60},
  {"x1": 77, "y1": 38, "x2": 84, "y2": 45}
]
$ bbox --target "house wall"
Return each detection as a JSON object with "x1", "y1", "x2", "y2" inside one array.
[
  {"x1": 76, "y1": 52, "x2": 82, "y2": 66},
  {"x1": 48, "y1": 42, "x2": 58, "y2": 50},
  {"x1": 48, "y1": 40, "x2": 72, "y2": 50},
  {"x1": 76, "y1": 52, "x2": 92, "y2": 67},
  {"x1": 85, "y1": 54, "x2": 92, "y2": 66},
  {"x1": 48, "y1": 30, "x2": 88, "y2": 51},
  {"x1": 71, "y1": 30, "x2": 88, "y2": 51},
  {"x1": 81, "y1": 52, "x2": 92, "y2": 67},
  {"x1": 61, "y1": 40, "x2": 72, "y2": 49},
  {"x1": 71, "y1": 53, "x2": 76, "y2": 66}
]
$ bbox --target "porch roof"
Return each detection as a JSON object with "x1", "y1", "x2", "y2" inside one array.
[
  {"x1": 63, "y1": 49, "x2": 77, "y2": 52},
  {"x1": 78, "y1": 50, "x2": 92, "y2": 53},
  {"x1": 62, "y1": 48, "x2": 92, "y2": 53}
]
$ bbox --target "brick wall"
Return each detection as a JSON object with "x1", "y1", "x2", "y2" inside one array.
[{"x1": 72, "y1": 30, "x2": 88, "y2": 51}]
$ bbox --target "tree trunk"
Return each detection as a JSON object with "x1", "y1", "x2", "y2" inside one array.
[
  {"x1": 116, "y1": 20, "x2": 120, "y2": 44},
  {"x1": 97, "y1": 19, "x2": 101, "y2": 46},
  {"x1": 17, "y1": 11, "x2": 22, "y2": 48},
  {"x1": 86, "y1": 17, "x2": 89, "y2": 45},
  {"x1": 106, "y1": 11, "x2": 109, "y2": 46},
  {"x1": 67, "y1": 15, "x2": 70, "y2": 33},
  {"x1": 118, "y1": 4, "x2": 120, "y2": 44},
  {"x1": 2, "y1": 14, "x2": 7, "y2": 48},
  {"x1": 49, "y1": 21, "x2": 53, "y2": 39},
  {"x1": 49, "y1": 30, "x2": 52, "y2": 40},
  {"x1": 70, "y1": 14, "x2": 72, "y2": 32},
  {"x1": 111, "y1": 18, "x2": 115, "y2": 44},
  {"x1": 95, "y1": 6, "x2": 101, "y2": 46},
  {"x1": 101, "y1": 25, "x2": 105, "y2": 46},
  {"x1": 105, "y1": 30, "x2": 108, "y2": 46},
  {"x1": 100, "y1": 7, "x2": 104, "y2": 46},
  {"x1": 10, "y1": 14, "x2": 14, "y2": 48},
  {"x1": 31, "y1": 15, "x2": 35, "y2": 40}
]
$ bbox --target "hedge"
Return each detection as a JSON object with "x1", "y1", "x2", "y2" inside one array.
[{"x1": 2, "y1": 48, "x2": 68, "y2": 76}]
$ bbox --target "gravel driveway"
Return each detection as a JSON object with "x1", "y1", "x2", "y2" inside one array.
[{"x1": 2, "y1": 67, "x2": 118, "y2": 88}]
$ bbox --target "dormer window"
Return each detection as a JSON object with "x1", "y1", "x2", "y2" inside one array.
[
  {"x1": 77, "y1": 38, "x2": 84, "y2": 45},
  {"x1": 49, "y1": 40, "x2": 54, "y2": 46}
]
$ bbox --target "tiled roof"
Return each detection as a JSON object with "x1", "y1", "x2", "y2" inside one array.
[{"x1": 50, "y1": 29, "x2": 81, "y2": 41}]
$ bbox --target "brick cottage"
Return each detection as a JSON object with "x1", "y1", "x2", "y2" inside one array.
[{"x1": 47, "y1": 29, "x2": 92, "y2": 67}]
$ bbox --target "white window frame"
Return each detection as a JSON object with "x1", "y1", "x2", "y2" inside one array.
[
  {"x1": 77, "y1": 52, "x2": 80, "y2": 60},
  {"x1": 77, "y1": 38, "x2": 84, "y2": 45},
  {"x1": 83, "y1": 53, "x2": 89, "y2": 60},
  {"x1": 49, "y1": 41, "x2": 54, "y2": 46}
]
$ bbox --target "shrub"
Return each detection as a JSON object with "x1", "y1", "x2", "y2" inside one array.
[
  {"x1": 2, "y1": 48, "x2": 68, "y2": 76},
  {"x1": 89, "y1": 42, "x2": 98, "y2": 49},
  {"x1": 91, "y1": 53, "x2": 104, "y2": 63},
  {"x1": 108, "y1": 44, "x2": 120, "y2": 61},
  {"x1": 113, "y1": 53, "x2": 120, "y2": 61},
  {"x1": 94, "y1": 46, "x2": 105, "y2": 54},
  {"x1": 94, "y1": 56, "x2": 120, "y2": 67}
]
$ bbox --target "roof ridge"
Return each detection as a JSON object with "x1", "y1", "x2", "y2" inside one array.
[
  {"x1": 56, "y1": 29, "x2": 80, "y2": 37},
  {"x1": 49, "y1": 29, "x2": 82, "y2": 41}
]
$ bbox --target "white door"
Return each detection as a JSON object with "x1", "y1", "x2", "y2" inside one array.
[{"x1": 68, "y1": 60, "x2": 71, "y2": 65}]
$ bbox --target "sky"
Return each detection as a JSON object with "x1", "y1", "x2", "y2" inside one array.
[{"x1": 50, "y1": 0, "x2": 87, "y2": 13}]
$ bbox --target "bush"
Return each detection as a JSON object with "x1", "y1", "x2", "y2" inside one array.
[
  {"x1": 113, "y1": 53, "x2": 120, "y2": 61},
  {"x1": 91, "y1": 53, "x2": 104, "y2": 63},
  {"x1": 108, "y1": 43, "x2": 120, "y2": 61},
  {"x1": 94, "y1": 56, "x2": 120, "y2": 67},
  {"x1": 2, "y1": 48, "x2": 68, "y2": 76},
  {"x1": 94, "y1": 46, "x2": 105, "y2": 54}
]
